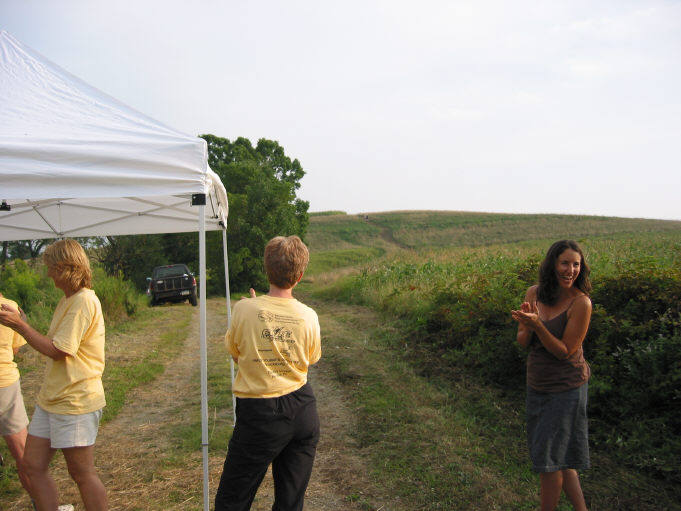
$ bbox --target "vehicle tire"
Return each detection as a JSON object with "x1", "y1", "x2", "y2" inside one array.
[
  {"x1": 150, "y1": 294, "x2": 157, "y2": 307},
  {"x1": 190, "y1": 292, "x2": 198, "y2": 306}
]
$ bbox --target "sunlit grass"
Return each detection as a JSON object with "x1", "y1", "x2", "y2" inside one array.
[{"x1": 306, "y1": 212, "x2": 681, "y2": 510}]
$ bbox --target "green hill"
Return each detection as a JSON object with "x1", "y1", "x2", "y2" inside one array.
[
  {"x1": 307, "y1": 210, "x2": 681, "y2": 252},
  {"x1": 303, "y1": 210, "x2": 681, "y2": 509}
]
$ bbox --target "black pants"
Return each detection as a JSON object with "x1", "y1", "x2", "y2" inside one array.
[{"x1": 214, "y1": 383, "x2": 320, "y2": 511}]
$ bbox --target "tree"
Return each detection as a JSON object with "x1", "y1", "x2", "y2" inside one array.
[
  {"x1": 97, "y1": 235, "x2": 168, "y2": 291},
  {"x1": 202, "y1": 135, "x2": 309, "y2": 293},
  {"x1": 98, "y1": 135, "x2": 309, "y2": 294},
  {"x1": 1, "y1": 240, "x2": 52, "y2": 261}
]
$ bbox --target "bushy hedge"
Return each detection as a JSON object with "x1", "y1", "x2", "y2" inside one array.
[
  {"x1": 1, "y1": 259, "x2": 144, "y2": 330},
  {"x1": 335, "y1": 247, "x2": 681, "y2": 483},
  {"x1": 92, "y1": 266, "x2": 145, "y2": 324},
  {"x1": 0, "y1": 259, "x2": 62, "y2": 333},
  {"x1": 586, "y1": 263, "x2": 681, "y2": 482}
]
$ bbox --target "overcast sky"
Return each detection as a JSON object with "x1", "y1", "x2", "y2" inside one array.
[{"x1": 2, "y1": 1, "x2": 680, "y2": 220}]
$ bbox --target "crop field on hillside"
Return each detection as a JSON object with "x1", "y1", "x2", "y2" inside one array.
[
  {"x1": 2, "y1": 210, "x2": 679, "y2": 510},
  {"x1": 304, "y1": 210, "x2": 681, "y2": 510},
  {"x1": 307, "y1": 210, "x2": 681, "y2": 252}
]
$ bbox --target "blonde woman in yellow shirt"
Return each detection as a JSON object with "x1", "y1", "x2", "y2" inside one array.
[{"x1": 0, "y1": 239, "x2": 107, "y2": 511}]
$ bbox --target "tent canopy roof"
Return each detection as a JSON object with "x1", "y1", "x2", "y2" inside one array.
[{"x1": 0, "y1": 30, "x2": 227, "y2": 241}]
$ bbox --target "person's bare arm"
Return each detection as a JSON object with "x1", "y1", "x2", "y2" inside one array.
[
  {"x1": 533, "y1": 296, "x2": 591, "y2": 359},
  {"x1": 0, "y1": 305, "x2": 67, "y2": 360},
  {"x1": 512, "y1": 286, "x2": 537, "y2": 348},
  {"x1": 512, "y1": 295, "x2": 591, "y2": 359}
]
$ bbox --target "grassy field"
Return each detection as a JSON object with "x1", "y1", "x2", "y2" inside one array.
[
  {"x1": 2, "y1": 210, "x2": 679, "y2": 510},
  {"x1": 303, "y1": 210, "x2": 681, "y2": 510},
  {"x1": 307, "y1": 210, "x2": 681, "y2": 251}
]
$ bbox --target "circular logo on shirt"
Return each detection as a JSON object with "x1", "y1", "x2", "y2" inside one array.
[{"x1": 258, "y1": 311, "x2": 274, "y2": 322}]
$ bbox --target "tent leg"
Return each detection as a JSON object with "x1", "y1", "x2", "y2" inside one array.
[
  {"x1": 200, "y1": 207, "x2": 209, "y2": 511},
  {"x1": 222, "y1": 229, "x2": 236, "y2": 426}
]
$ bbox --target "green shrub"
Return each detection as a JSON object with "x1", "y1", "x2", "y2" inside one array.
[
  {"x1": 0, "y1": 259, "x2": 61, "y2": 332},
  {"x1": 586, "y1": 264, "x2": 681, "y2": 481},
  {"x1": 327, "y1": 240, "x2": 681, "y2": 484},
  {"x1": 420, "y1": 258, "x2": 532, "y2": 386},
  {"x1": 92, "y1": 266, "x2": 145, "y2": 325}
]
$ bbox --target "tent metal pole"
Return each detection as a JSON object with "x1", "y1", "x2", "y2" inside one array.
[
  {"x1": 199, "y1": 207, "x2": 210, "y2": 511},
  {"x1": 221, "y1": 228, "x2": 236, "y2": 426}
]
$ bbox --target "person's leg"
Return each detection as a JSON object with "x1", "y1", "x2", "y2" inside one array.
[
  {"x1": 0, "y1": 380, "x2": 31, "y2": 493},
  {"x1": 539, "y1": 471, "x2": 563, "y2": 511},
  {"x1": 23, "y1": 434, "x2": 59, "y2": 511},
  {"x1": 214, "y1": 398, "x2": 289, "y2": 511},
  {"x1": 62, "y1": 445, "x2": 107, "y2": 511},
  {"x1": 271, "y1": 387, "x2": 320, "y2": 511},
  {"x1": 270, "y1": 431, "x2": 318, "y2": 511},
  {"x1": 562, "y1": 469, "x2": 587, "y2": 511},
  {"x1": 214, "y1": 443, "x2": 271, "y2": 511},
  {"x1": 3, "y1": 427, "x2": 31, "y2": 493}
]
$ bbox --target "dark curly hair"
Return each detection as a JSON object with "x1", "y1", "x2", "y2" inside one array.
[{"x1": 537, "y1": 240, "x2": 591, "y2": 305}]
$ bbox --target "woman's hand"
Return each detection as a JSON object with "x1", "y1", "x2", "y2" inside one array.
[
  {"x1": 511, "y1": 301, "x2": 540, "y2": 329},
  {"x1": 0, "y1": 303, "x2": 66, "y2": 360},
  {"x1": 240, "y1": 288, "x2": 257, "y2": 300},
  {"x1": 0, "y1": 303, "x2": 23, "y2": 329}
]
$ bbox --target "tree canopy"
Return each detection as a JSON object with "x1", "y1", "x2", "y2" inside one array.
[
  {"x1": 96, "y1": 135, "x2": 310, "y2": 294},
  {"x1": 202, "y1": 135, "x2": 309, "y2": 292}
]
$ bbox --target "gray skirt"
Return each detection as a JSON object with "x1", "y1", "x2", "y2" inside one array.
[{"x1": 526, "y1": 382, "x2": 590, "y2": 473}]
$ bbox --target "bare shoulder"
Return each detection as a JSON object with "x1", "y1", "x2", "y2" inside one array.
[
  {"x1": 524, "y1": 284, "x2": 538, "y2": 301},
  {"x1": 571, "y1": 293, "x2": 592, "y2": 313}
]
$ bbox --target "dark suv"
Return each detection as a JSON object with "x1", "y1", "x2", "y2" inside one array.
[{"x1": 146, "y1": 264, "x2": 198, "y2": 306}]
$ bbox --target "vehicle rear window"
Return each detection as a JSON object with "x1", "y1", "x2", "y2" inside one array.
[{"x1": 155, "y1": 266, "x2": 189, "y2": 278}]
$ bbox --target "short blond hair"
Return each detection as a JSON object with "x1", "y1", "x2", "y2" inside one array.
[
  {"x1": 43, "y1": 239, "x2": 92, "y2": 290},
  {"x1": 264, "y1": 236, "x2": 309, "y2": 289}
]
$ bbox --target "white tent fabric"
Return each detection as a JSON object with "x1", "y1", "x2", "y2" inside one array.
[
  {"x1": 0, "y1": 29, "x2": 227, "y2": 239},
  {"x1": 0, "y1": 30, "x2": 229, "y2": 511}
]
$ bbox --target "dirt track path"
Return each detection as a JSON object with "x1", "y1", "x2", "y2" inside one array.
[{"x1": 5, "y1": 297, "x2": 379, "y2": 511}]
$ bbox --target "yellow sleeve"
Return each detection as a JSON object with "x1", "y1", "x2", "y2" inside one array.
[
  {"x1": 51, "y1": 296, "x2": 94, "y2": 356},
  {"x1": 308, "y1": 320, "x2": 321, "y2": 365},
  {"x1": 12, "y1": 330, "x2": 27, "y2": 350},
  {"x1": 224, "y1": 329, "x2": 239, "y2": 360}
]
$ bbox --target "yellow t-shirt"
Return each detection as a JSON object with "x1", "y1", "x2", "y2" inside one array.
[
  {"x1": 0, "y1": 296, "x2": 27, "y2": 388},
  {"x1": 37, "y1": 288, "x2": 106, "y2": 414},
  {"x1": 226, "y1": 295, "x2": 321, "y2": 398}
]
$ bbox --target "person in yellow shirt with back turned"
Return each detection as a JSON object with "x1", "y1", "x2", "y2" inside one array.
[
  {"x1": 214, "y1": 235, "x2": 322, "y2": 511},
  {"x1": 0, "y1": 239, "x2": 107, "y2": 511},
  {"x1": 0, "y1": 291, "x2": 32, "y2": 497}
]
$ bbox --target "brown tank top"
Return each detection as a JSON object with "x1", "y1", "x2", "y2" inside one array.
[{"x1": 526, "y1": 305, "x2": 590, "y2": 393}]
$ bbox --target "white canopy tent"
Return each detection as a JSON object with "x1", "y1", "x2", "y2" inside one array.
[{"x1": 0, "y1": 30, "x2": 230, "y2": 510}]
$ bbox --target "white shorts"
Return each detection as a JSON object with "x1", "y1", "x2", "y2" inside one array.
[
  {"x1": 28, "y1": 405, "x2": 102, "y2": 449},
  {"x1": 0, "y1": 380, "x2": 29, "y2": 436}
]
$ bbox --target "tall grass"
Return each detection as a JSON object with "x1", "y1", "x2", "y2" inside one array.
[
  {"x1": 310, "y1": 229, "x2": 681, "y2": 496},
  {"x1": 0, "y1": 258, "x2": 62, "y2": 332},
  {"x1": 92, "y1": 266, "x2": 145, "y2": 324}
]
